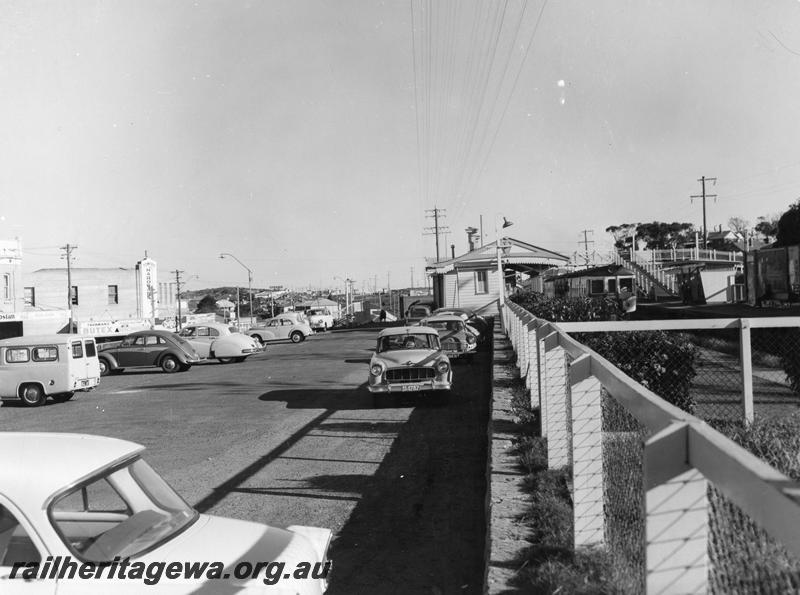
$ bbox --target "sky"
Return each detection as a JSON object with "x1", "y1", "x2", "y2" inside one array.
[{"x1": 2, "y1": 1, "x2": 800, "y2": 294}]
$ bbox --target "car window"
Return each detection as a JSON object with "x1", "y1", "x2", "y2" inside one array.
[
  {"x1": 268, "y1": 320, "x2": 280, "y2": 327},
  {"x1": 208, "y1": 328, "x2": 220, "y2": 337},
  {"x1": 72, "y1": 341, "x2": 84, "y2": 358},
  {"x1": 282, "y1": 320, "x2": 293, "y2": 326},
  {"x1": 0, "y1": 503, "x2": 41, "y2": 566},
  {"x1": 85, "y1": 340, "x2": 97, "y2": 357},
  {"x1": 197, "y1": 327, "x2": 209, "y2": 337},
  {"x1": 33, "y1": 346, "x2": 58, "y2": 362},
  {"x1": 133, "y1": 336, "x2": 147, "y2": 346},
  {"x1": 145, "y1": 335, "x2": 159, "y2": 346},
  {"x1": 378, "y1": 334, "x2": 437, "y2": 352},
  {"x1": 5, "y1": 348, "x2": 29, "y2": 363},
  {"x1": 179, "y1": 327, "x2": 196, "y2": 337}
]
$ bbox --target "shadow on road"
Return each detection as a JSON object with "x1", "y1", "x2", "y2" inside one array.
[{"x1": 193, "y1": 354, "x2": 490, "y2": 594}]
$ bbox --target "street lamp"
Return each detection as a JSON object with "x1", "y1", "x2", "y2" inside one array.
[
  {"x1": 220, "y1": 253, "x2": 253, "y2": 327},
  {"x1": 496, "y1": 215, "x2": 514, "y2": 315}
]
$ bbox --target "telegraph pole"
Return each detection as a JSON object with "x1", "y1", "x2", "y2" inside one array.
[
  {"x1": 424, "y1": 206, "x2": 449, "y2": 261},
  {"x1": 579, "y1": 229, "x2": 595, "y2": 265},
  {"x1": 60, "y1": 244, "x2": 77, "y2": 332},
  {"x1": 172, "y1": 270, "x2": 185, "y2": 330},
  {"x1": 691, "y1": 176, "x2": 717, "y2": 249}
]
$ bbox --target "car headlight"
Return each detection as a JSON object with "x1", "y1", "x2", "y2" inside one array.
[
  {"x1": 436, "y1": 360, "x2": 450, "y2": 374},
  {"x1": 466, "y1": 334, "x2": 477, "y2": 345},
  {"x1": 370, "y1": 363, "x2": 385, "y2": 376}
]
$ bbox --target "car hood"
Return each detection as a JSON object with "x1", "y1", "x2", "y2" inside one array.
[{"x1": 373, "y1": 349, "x2": 442, "y2": 367}]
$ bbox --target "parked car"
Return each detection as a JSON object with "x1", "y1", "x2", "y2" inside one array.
[
  {"x1": 432, "y1": 307, "x2": 490, "y2": 346},
  {"x1": 0, "y1": 432, "x2": 332, "y2": 593},
  {"x1": 368, "y1": 326, "x2": 452, "y2": 405},
  {"x1": 306, "y1": 308, "x2": 335, "y2": 332},
  {"x1": 0, "y1": 334, "x2": 100, "y2": 407},
  {"x1": 177, "y1": 322, "x2": 262, "y2": 363},
  {"x1": 419, "y1": 314, "x2": 478, "y2": 362},
  {"x1": 248, "y1": 317, "x2": 314, "y2": 344},
  {"x1": 404, "y1": 302, "x2": 433, "y2": 325},
  {"x1": 97, "y1": 330, "x2": 202, "y2": 376}
]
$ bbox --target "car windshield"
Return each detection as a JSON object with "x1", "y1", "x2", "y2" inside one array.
[
  {"x1": 49, "y1": 457, "x2": 198, "y2": 562},
  {"x1": 378, "y1": 333, "x2": 439, "y2": 352}
]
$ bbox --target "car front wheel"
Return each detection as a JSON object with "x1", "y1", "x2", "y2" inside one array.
[
  {"x1": 99, "y1": 359, "x2": 110, "y2": 376},
  {"x1": 161, "y1": 355, "x2": 181, "y2": 373},
  {"x1": 290, "y1": 331, "x2": 304, "y2": 343},
  {"x1": 20, "y1": 384, "x2": 46, "y2": 407}
]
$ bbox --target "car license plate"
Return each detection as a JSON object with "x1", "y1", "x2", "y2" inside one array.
[
  {"x1": 400, "y1": 385, "x2": 422, "y2": 392},
  {"x1": 81, "y1": 379, "x2": 89, "y2": 387}
]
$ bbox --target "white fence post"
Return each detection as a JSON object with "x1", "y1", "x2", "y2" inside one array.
[
  {"x1": 739, "y1": 318, "x2": 754, "y2": 425},
  {"x1": 644, "y1": 422, "x2": 708, "y2": 594},
  {"x1": 525, "y1": 320, "x2": 539, "y2": 398},
  {"x1": 569, "y1": 354, "x2": 605, "y2": 546},
  {"x1": 535, "y1": 324, "x2": 551, "y2": 436},
  {"x1": 543, "y1": 332, "x2": 570, "y2": 468}
]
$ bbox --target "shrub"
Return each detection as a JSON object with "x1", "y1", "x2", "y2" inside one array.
[
  {"x1": 580, "y1": 331, "x2": 697, "y2": 414},
  {"x1": 511, "y1": 290, "x2": 624, "y2": 322},
  {"x1": 511, "y1": 291, "x2": 698, "y2": 413}
]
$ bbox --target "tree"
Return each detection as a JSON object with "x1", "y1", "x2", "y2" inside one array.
[
  {"x1": 195, "y1": 295, "x2": 217, "y2": 313},
  {"x1": 755, "y1": 214, "x2": 779, "y2": 243},
  {"x1": 777, "y1": 200, "x2": 800, "y2": 246},
  {"x1": 605, "y1": 224, "x2": 636, "y2": 249},
  {"x1": 727, "y1": 216, "x2": 750, "y2": 237}
]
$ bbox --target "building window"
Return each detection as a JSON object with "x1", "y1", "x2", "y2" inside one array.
[
  {"x1": 588, "y1": 279, "x2": 604, "y2": 295},
  {"x1": 2, "y1": 274, "x2": 9, "y2": 299},
  {"x1": 619, "y1": 278, "x2": 634, "y2": 292},
  {"x1": 70, "y1": 286, "x2": 79, "y2": 305},
  {"x1": 108, "y1": 285, "x2": 119, "y2": 305},
  {"x1": 24, "y1": 287, "x2": 35, "y2": 307},
  {"x1": 607, "y1": 278, "x2": 617, "y2": 293},
  {"x1": 475, "y1": 270, "x2": 488, "y2": 294}
]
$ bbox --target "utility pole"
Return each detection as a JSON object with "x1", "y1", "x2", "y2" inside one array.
[
  {"x1": 172, "y1": 270, "x2": 185, "y2": 330},
  {"x1": 60, "y1": 244, "x2": 77, "y2": 332},
  {"x1": 423, "y1": 206, "x2": 449, "y2": 262},
  {"x1": 410, "y1": 266, "x2": 414, "y2": 289},
  {"x1": 579, "y1": 229, "x2": 595, "y2": 265},
  {"x1": 691, "y1": 176, "x2": 717, "y2": 249}
]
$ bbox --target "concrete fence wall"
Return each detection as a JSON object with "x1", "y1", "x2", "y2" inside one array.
[{"x1": 500, "y1": 302, "x2": 800, "y2": 593}]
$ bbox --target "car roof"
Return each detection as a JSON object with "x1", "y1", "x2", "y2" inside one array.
[
  {"x1": 183, "y1": 322, "x2": 230, "y2": 331},
  {"x1": 129, "y1": 329, "x2": 176, "y2": 337},
  {"x1": 377, "y1": 326, "x2": 439, "y2": 337},
  {"x1": 0, "y1": 433, "x2": 144, "y2": 506},
  {"x1": 0, "y1": 334, "x2": 95, "y2": 346},
  {"x1": 422, "y1": 314, "x2": 464, "y2": 322}
]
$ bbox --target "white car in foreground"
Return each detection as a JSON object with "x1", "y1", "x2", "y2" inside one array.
[{"x1": 0, "y1": 433, "x2": 331, "y2": 594}]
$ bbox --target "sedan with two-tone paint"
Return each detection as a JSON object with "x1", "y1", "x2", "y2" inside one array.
[
  {"x1": 177, "y1": 322, "x2": 262, "y2": 363},
  {"x1": 368, "y1": 326, "x2": 452, "y2": 405}
]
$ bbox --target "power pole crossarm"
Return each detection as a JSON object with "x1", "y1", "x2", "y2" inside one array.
[
  {"x1": 424, "y1": 206, "x2": 449, "y2": 262},
  {"x1": 691, "y1": 176, "x2": 717, "y2": 249}
]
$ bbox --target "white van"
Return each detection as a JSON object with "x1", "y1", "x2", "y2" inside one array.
[{"x1": 0, "y1": 334, "x2": 101, "y2": 407}]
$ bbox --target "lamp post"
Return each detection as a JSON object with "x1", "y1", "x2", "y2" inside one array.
[
  {"x1": 220, "y1": 253, "x2": 253, "y2": 327},
  {"x1": 496, "y1": 215, "x2": 514, "y2": 316}
]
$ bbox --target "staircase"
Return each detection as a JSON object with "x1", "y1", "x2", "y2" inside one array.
[{"x1": 613, "y1": 251, "x2": 679, "y2": 299}]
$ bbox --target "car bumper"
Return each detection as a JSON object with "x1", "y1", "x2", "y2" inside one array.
[{"x1": 368, "y1": 380, "x2": 451, "y2": 393}]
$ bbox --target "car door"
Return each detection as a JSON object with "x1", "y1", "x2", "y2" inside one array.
[
  {"x1": 0, "y1": 499, "x2": 55, "y2": 594},
  {"x1": 141, "y1": 335, "x2": 167, "y2": 367},
  {"x1": 268, "y1": 319, "x2": 286, "y2": 339},
  {"x1": 184, "y1": 327, "x2": 212, "y2": 358},
  {"x1": 114, "y1": 335, "x2": 149, "y2": 367}
]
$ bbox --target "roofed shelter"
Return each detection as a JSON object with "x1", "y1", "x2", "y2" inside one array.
[{"x1": 426, "y1": 237, "x2": 569, "y2": 315}]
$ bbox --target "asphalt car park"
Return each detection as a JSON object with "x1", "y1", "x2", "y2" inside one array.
[{"x1": 0, "y1": 329, "x2": 491, "y2": 594}]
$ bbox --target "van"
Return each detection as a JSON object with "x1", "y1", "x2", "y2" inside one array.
[{"x1": 0, "y1": 334, "x2": 101, "y2": 407}]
